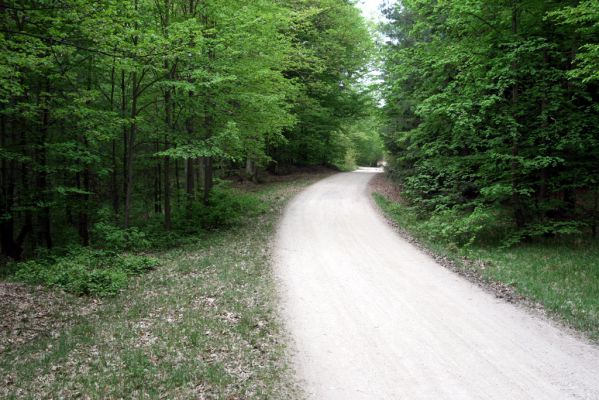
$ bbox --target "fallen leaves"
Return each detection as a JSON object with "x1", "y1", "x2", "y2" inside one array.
[
  {"x1": 0, "y1": 173, "x2": 324, "y2": 399},
  {"x1": 0, "y1": 282, "x2": 97, "y2": 353}
]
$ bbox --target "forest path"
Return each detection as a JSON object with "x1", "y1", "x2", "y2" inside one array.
[{"x1": 274, "y1": 169, "x2": 599, "y2": 400}]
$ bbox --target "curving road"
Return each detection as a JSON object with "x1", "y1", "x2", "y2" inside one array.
[{"x1": 275, "y1": 169, "x2": 599, "y2": 400}]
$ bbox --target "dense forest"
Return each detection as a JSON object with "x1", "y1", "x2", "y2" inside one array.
[
  {"x1": 0, "y1": 0, "x2": 382, "y2": 260},
  {"x1": 381, "y1": 0, "x2": 599, "y2": 245},
  {"x1": 2, "y1": 2, "x2": 599, "y2": 397}
]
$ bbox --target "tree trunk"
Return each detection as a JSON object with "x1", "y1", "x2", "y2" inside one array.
[
  {"x1": 112, "y1": 139, "x2": 119, "y2": 215},
  {"x1": 154, "y1": 142, "x2": 162, "y2": 214},
  {"x1": 202, "y1": 156, "x2": 213, "y2": 205},
  {"x1": 20, "y1": 126, "x2": 34, "y2": 255},
  {"x1": 164, "y1": 155, "x2": 172, "y2": 230},
  {"x1": 121, "y1": 69, "x2": 129, "y2": 225},
  {"x1": 76, "y1": 168, "x2": 90, "y2": 246},
  {"x1": 109, "y1": 59, "x2": 119, "y2": 216},
  {"x1": 163, "y1": 64, "x2": 173, "y2": 230},
  {"x1": 592, "y1": 188, "x2": 598, "y2": 238},
  {"x1": 246, "y1": 158, "x2": 258, "y2": 182},
  {"x1": 510, "y1": 0, "x2": 525, "y2": 229},
  {"x1": 185, "y1": 158, "x2": 194, "y2": 218},
  {"x1": 0, "y1": 112, "x2": 17, "y2": 258},
  {"x1": 37, "y1": 83, "x2": 52, "y2": 249},
  {"x1": 175, "y1": 158, "x2": 180, "y2": 206},
  {"x1": 124, "y1": 71, "x2": 138, "y2": 228}
]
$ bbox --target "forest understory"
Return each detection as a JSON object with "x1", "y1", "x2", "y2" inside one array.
[{"x1": 0, "y1": 170, "x2": 330, "y2": 399}]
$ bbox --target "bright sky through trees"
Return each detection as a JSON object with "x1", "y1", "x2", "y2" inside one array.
[{"x1": 357, "y1": 0, "x2": 386, "y2": 22}]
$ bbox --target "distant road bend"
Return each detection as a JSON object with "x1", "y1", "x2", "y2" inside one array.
[{"x1": 275, "y1": 168, "x2": 599, "y2": 400}]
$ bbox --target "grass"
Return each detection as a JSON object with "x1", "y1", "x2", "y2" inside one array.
[
  {"x1": 373, "y1": 192, "x2": 599, "y2": 342},
  {"x1": 0, "y1": 176, "x2": 326, "y2": 399}
]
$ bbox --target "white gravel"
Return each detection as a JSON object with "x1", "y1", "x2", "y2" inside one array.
[{"x1": 275, "y1": 168, "x2": 599, "y2": 400}]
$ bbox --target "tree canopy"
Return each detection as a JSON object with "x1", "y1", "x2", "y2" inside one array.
[
  {"x1": 381, "y1": 0, "x2": 599, "y2": 245},
  {"x1": 0, "y1": 0, "x2": 378, "y2": 259}
]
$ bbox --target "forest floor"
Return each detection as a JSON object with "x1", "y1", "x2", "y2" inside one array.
[
  {"x1": 0, "y1": 169, "x2": 332, "y2": 399},
  {"x1": 370, "y1": 173, "x2": 599, "y2": 342},
  {"x1": 276, "y1": 169, "x2": 599, "y2": 399}
]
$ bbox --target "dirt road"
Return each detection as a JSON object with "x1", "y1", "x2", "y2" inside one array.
[{"x1": 275, "y1": 169, "x2": 599, "y2": 400}]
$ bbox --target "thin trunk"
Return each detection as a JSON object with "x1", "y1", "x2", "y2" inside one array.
[
  {"x1": 18, "y1": 121, "x2": 33, "y2": 256},
  {"x1": 155, "y1": 142, "x2": 162, "y2": 213},
  {"x1": 201, "y1": 10, "x2": 214, "y2": 205},
  {"x1": 78, "y1": 60, "x2": 93, "y2": 246},
  {"x1": 175, "y1": 158, "x2": 180, "y2": 206},
  {"x1": 163, "y1": 61, "x2": 173, "y2": 230},
  {"x1": 75, "y1": 169, "x2": 90, "y2": 246},
  {"x1": 19, "y1": 159, "x2": 33, "y2": 257},
  {"x1": 80, "y1": 152, "x2": 91, "y2": 246},
  {"x1": 112, "y1": 139, "x2": 119, "y2": 215},
  {"x1": 195, "y1": 158, "x2": 201, "y2": 194},
  {"x1": 185, "y1": 81, "x2": 195, "y2": 216},
  {"x1": 202, "y1": 157, "x2": 213, "y2": 205},
  {"x1": 37, "y1": 82, "x2": 52, "y2": 249},
  {"x1": 124, "y1": 71, "x2": 138, "y2": 228},
  {"x1": 0, "y1": 111, "x2": 16, "y2": 258},
  {"x1": 538, "y1": 94, "x2": 549, "y2": 218},
  {"x1": 164, "y1": 157, "x2": 171, "y2": 229},
  {"x1": 110, "y1": 59, "x2": 119, "y2": 215},
  {"x1": 202, "y1": 100, "x2": 214, "y2": 204},
  {"x1": 186, "y1": 158, "x2": 194, "y2": 218},
  {"x1": 245, "y1": 158, "x2": 257, "y2": 183},
  {"x1": 510, "y1": 1, "x2": 525, "y2": 229},
  {"x1": 592, "y1": 188, "x2": 598, "y2": 238},
  {"x1": 121, "y1": 69, "x2": 128, "y2": 224}
]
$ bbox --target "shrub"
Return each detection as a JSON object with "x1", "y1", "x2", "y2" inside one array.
[
  {"x1": 421, "y1": 206, "x2": 498, "y2": 247},
  {"x1": 13, "y1": 248, "x2": 157, "y2": 296},
  {"x1": 181, "y1": 183, "x2": 267, "y2": 231},
  {"x1": 91, "y1": 222, "x2": 151, "y2": 251}
]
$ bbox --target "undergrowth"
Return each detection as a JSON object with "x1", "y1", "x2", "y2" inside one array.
[
  {"x1": 0, "y1": 174, "x2": 325, "y2": 399},
  {"x1": 12, "y1": 249, "x2": 157, "y2": 296},
  {"x1": 7, "y1": 182, "x2": 267, "y2": 297}
]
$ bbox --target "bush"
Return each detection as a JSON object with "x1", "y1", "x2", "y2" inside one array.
[
  {"x1": 181, "y1": 183, "x2": 267, "y2": 231},
  {"x1": 13, "y1": 248, "x2": 157, "y2": 296},
  {"x1": 91, "y1": 222, "x2": 150, "y2": 251},
  {"x1": 421, "y1": 206, "x2": 499, "y2": 247},
  {"x1": 375, "y1": 192, "x2": 501, "y2": 248}
]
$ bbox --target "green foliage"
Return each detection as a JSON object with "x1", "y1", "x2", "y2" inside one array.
[
  {"x1": 91, "y1": 223, "x2": 150, "y2": 251},
  {"x1": 324, "y1": 111, "x2": 385, "y2": 170},
  {"x1": 381, "y1": 0, "x2": 599, "y2": 244},
  {"x1": 271, "y1": 0, "x2": 376, "y2": 167},
  {"x1": 421, "y1": 206, "x2": 499, "y2": 248},
  {"x1": 0, "y1": 176, "x2": 321, "y2": 399},
  {"x1": 0, "y1": 0, "x2": 374, "y2": 259},
  {"x1": 550, "y1": 0, "x2": 599, "y2": 83},
  {"x1": 12, "y1": 249, "x2": 157, "y2": 296},
  {"x1": 374, "y1": 193, "x2": 499, "y2": 248},
  {"x1": 182, "y1": 183, "x2": 267, "y2": 231}
]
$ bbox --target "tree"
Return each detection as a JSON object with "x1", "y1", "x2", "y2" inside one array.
[
  {"x1": 381, "y1": 0, "x2": 599, "y2": 243},
  {"x1": 0, "y1": 0, "x2": 375, "y2": 259}
]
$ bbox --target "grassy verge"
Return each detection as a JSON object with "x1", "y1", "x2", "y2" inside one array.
[
  {"x1": 0, "y1": 175, "x2": 326, "y2": 399},
  {"x1": 373, "y1": 191, "x2": 599, "y2": 342}
]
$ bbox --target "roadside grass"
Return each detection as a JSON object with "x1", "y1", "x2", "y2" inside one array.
[
  {"x1": 373, "y1": 191, "x2": 599, "y2": 342},
  {"x1": 0, "y1": 175, "x2": 325, "y2": 399}
]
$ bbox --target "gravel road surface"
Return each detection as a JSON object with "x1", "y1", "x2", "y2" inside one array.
[{"x1": 275, "y1": 169, "x2": 599, "y2": 400}]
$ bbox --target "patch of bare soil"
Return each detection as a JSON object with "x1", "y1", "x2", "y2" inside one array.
[
  {"x1": 369, "y1": 172, "x2": 404, "y2": 204},
  {"x1": 0, "y1": 282, "x2": 98, "y2": 353}
]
